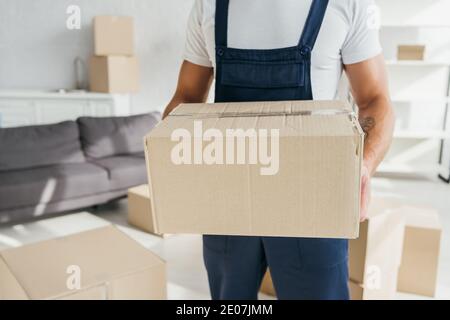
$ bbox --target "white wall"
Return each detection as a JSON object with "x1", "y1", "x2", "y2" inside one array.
[{"x1": 0, "y1": 0, "x2": 195, "y2": 114}]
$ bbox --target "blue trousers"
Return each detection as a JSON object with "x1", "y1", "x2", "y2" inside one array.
[{"x1": 203, "y1": 235, "x2": 349, "y2": 300}]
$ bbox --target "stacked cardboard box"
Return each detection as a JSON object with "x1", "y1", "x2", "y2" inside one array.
[
  {"x1": 0, "y1": 226, "x2": 166, "y2": 300},
  {"x1": 89, "y1": 16, "x2": 139, "y2": 93}
]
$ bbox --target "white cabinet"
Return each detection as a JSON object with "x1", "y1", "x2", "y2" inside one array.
[
  {"x1": 0, "y1": 90, "x2": 131, "y2": 128},
  {"x1": 0, "y1": 100, "x2": 36, "y2": 127}
]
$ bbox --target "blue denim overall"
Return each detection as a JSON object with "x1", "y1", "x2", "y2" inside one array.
[{"x1": 203, "y1": 0, "x2": 349, "y2": 300}]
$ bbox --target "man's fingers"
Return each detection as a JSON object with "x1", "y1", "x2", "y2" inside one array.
[{"x1": 360, "y1": 173, "x2": 370, "y2": 222}]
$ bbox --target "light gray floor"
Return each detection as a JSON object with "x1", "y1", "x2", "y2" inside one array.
[{"x1": 0, "y1": 176, "x2": 449, "y2": 300}]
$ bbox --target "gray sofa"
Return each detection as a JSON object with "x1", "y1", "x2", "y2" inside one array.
[{"x1": 0, "y1": 112, "x2": 160, "y2": 224}]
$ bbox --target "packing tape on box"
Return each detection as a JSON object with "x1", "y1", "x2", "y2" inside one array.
[{"x1": 170, "y1": 109, "x2": 356, "y2": 119}]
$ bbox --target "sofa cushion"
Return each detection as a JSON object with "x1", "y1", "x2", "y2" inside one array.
[
  {"x1": 0, "y1": 163, "x2": 110, "y2": 211},
  {"x1": 0, "y1": 121, "x2": 85, "y2": 171},
  {"x1": 92, "y1": 156, "x2": 147, "y2": 190},
  {"x1": 130, "y1": 151, "x2": 145, "y2": 158},
  {"x1": 77, "y1": 112, "x2": 160, "y2": 159}
]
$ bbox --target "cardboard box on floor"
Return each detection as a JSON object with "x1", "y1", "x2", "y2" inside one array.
[
  {"x1": 128, "y1": 184, "x2": 165, "y2": 237},
  {"x1": 89, "y1": 56, "x2": 139, "y2": 93},
  {"x1": 397, "y1": 206, "x2": 441, "y2": 297},
  {"x1": 94, "y1": 16, "x2": 134, "y2": 56},
  {"x1": 0, "y1": 226, "x2": 166, "y2": 300},
  {"x1": 145, "y1": 100, "x2": 364, "y2": 239},
  {"x1": 349, "y1": 196, "x2": 405, "y2": 300},
  {"x1": 260, "y1": 270, "x2": 276, "y2": 297},
  {"x1": 350, "y1": 205, "x2": 442, "y2": 299},
  {"x1": 259, "y1": 200, "x2": 442, "y2": 300},
  {"x1": 260, "y1": 197, "x2": 405, "y2": 299}
]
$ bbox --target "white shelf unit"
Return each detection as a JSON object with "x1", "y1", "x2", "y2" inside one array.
[{"x1": 375, "y1": 0, "x2": 450, "y2": 181}]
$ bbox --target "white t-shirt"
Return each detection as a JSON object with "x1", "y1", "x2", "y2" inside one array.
[{"x1": 183, "y1": 0, "x2": 382, "y2": 99}]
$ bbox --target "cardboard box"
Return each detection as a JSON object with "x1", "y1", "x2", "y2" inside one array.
[
  {"x1": 349, "y1": 196, "x2": 405, "y2": 300},
  {"x1": 397, "y1": 45, "x2": 426, "y2": 61},
  {"x1": 397, "y1": 206, "x2": 441, "y2": 297},
  {"x1": 260, "y1": 271, "x2": 276, "y2": 297},
  {"x1": 128, "y1": 184, "x2": 164, "y2": 236},
  {"x1": 89, "y1": 56, "x2": 139, "y2": 93},
  {"x1": 261, "y1": 197, "x2": 405, "y2": 300},
  {"x1": 94, "y1": 16, "x2": 134, "y2": 56},
  {"x1": 144, "y1": 101, "x2": 363, "y2": 238},
  {"x1": 348, "y1": 280, "x2": 364, "y2": 300},
  {"x1": 0, "y1": 226, "x2": 166, "y2": 300},
  {"x1": 260, "y1": 271, "x2": 365, "y2": 300}
]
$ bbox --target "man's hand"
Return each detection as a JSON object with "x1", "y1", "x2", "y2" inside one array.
[
  {"x1": 360, "y1": 164, "x2": 371, "y2": 222},
  {"x1": 345, "y1": 55, "x2": 394, "y2": 222}
]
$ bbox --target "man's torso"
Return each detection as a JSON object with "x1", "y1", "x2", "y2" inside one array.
[{"x1": 185, "y1": 0, "x2": 381, "y2": 99}]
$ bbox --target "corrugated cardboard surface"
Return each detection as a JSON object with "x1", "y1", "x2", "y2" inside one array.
[
  {"x1": 348, "y1": 220, "x2": 369, "y2": 283},
  {"x1": 0, "y1": 256, "x2": 28, "y2": 300},
  {"x1": 94, "y1": 16, "x2": 134, "y2": 56},
  {"x1": 0, "y1": 226, "x2": 166, "y2": 300},
  {"x1": 128, "y1": 184, "x2": 162, "y2": 236},
  {"x1": 145, "y1": 101, "x2": 363, "y2": 239},
  {"x1": 349, "y1": 196, "x2": 405, "y2": 300},
  {"x1": 397, "y1": 206, "x2": 441, "y2": 297},
  {"x1": 89, "y1": 56, "x2": 139, "y2": 93},
  {"x1": 59, "y1": 285, "x2": 107, "y2": 300}
]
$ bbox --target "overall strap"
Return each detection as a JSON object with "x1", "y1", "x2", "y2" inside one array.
[
  {"x1": 298, "y1": 0, "x2": 329, "y2": 53},
  {"x1": 215, "y1": 0, "x2": 230, "y2": 47}
]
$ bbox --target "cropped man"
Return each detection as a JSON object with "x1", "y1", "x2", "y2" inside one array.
[{"x1": 163, "y1": 0, "x2": 394, "y2": 299}]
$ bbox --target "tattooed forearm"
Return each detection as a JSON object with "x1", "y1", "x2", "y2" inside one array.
[{"x1": 359, "y1": 117, "x2": 376, "y2": 138}]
